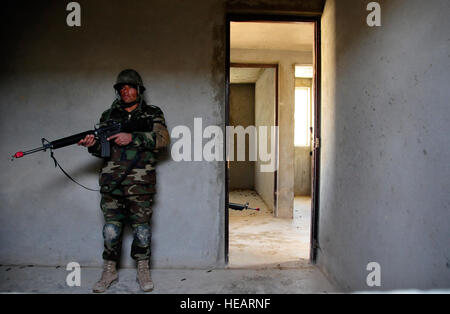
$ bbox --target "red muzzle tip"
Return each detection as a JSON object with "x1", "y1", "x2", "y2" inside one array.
[{"x1": 14, "y1": 152, "x2": 24, "y2": 158}]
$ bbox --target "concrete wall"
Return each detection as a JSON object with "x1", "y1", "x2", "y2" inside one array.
[
  {"x1": 0, "y1": 0, "x2": 226, "y2": 268},
  {"x1": 254, "y1": 68, "x2": 276, "y2": 210},
  {"x1": 229, "y1": 84, "x2": 255, "y2": 190},
  {"x1": 294, "y1": 147, "x2": 311, "y2": 196},
  {"x1": 319, "y1": 0, "x2": 450, "y2": 290},
  {"x1": 231, "y1": 49, "x2": 313, "y2": 218}
]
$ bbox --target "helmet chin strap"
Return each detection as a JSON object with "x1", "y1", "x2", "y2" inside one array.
[{"x1": 120, "y1": 98, "x2": 138, "y2": 107}]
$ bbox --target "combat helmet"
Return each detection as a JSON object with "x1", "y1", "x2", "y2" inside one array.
[{"x1": 113, "y1": 69, "x2": 146, "y2": 94}]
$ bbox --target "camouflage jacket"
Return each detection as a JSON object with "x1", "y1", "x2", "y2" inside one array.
[{"x1": 88, "y1": 100, "x2": 169, "y2": 194}]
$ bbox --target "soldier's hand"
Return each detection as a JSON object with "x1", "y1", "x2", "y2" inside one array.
[
  {"x1": 108, "y1": 133, "x2": 133, "y2": 146},
  {"x1": 78, "y1": 134, "x2": 97, "y2": 147}
]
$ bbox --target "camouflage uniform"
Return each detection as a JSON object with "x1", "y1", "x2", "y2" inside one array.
[{"x1": 88, "y1": 99, "x2": 169, "y2": 262}]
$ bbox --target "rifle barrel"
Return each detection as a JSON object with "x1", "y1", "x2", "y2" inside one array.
[
  {"x1": 50, "y1": 130, "x2": 94, "y2": 150},
  {"x1": 12, "y1": 130, "x2": 94, "y2": 160},
  {"x1": 12, "y1": 143, "x2": 52, "y2": 159}
]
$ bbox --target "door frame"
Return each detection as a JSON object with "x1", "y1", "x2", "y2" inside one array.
[{"x1": 225, "y1": 14, "x2": 322, "y2": 265}]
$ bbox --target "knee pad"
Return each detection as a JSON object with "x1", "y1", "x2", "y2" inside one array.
[
  {"x1": 133, "y1": 224, "x2": 151, "y2": 246},
  {"x1": 103, "y1": 223, "x2": 122, "y2": 243}
]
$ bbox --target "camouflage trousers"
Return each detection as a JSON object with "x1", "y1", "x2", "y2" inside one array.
[{"x1": 100, "y1": 187, "x2": 154, "y2": 262}]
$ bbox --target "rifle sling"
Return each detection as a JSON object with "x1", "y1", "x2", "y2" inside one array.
[
  {"x1": 49, "y1": 149, "x2": 144, "y2": 193},
  {"x1": 50, "y1": 151, "x2": 100, "y2": 192}
]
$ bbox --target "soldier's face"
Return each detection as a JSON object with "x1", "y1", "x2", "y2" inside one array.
[{"x1": 119, "y1": 84, "x2": 138, "y2": 103}]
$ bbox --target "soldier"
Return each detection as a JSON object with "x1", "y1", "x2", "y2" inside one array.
[{"x1": 78, "y1": 69, "x2": 170, "y2": 293}]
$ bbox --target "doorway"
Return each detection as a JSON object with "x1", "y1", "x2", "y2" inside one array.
[{"x1": 225, "y1": 15, "x2": 321, "y2": 267}]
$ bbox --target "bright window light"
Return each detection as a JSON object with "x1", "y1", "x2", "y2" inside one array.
[
  {"x1": 294, "y1": 87, "x2": 311, "y2": 147},
  {"x1": 295, "y1": 65, "x2": 313, "y2": 78}
]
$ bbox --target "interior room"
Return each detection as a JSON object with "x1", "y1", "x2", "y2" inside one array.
[{"x1": 228, "y1": 21, "x2": 315, "y2": 268}]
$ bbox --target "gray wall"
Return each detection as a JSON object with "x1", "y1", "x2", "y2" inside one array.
[
  {"x1": 229, "y1": 84, "x2": 255, "y2": 190},
  {"x1": 0, "y1": 0, "x2": 226, "y2": 268},
  {"x1": 294, "y1": 147, "x2": 311, "y2": 196},
  {"x1": 319, "y1": 0, "x2": 450, "y2": 290},
  {"x1": 254, "y1": 68, "x2": 276, "y2": 210}
]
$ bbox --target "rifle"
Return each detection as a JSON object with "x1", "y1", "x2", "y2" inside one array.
[
  {"x1": 12, "y1": 118, "x2": 153, "y2": 160},
  {"x1": 11, "y1": 118, "x2": 153, "y2": 191},
  {"x1": 229, "y1": 202, "x2": 260, "y2": 211}
]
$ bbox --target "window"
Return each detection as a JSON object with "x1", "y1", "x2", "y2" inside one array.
[
  {"x1": 294, "y1": 87, "x2": 311, "y2": 147},
  {"x1": 295, "y1": 65, "x2": 313, "y2": 78}
]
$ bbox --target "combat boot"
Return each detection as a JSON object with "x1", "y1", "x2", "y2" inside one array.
[
  {"x1": 92, "y1": 260, "x2": 118, "y2": 293},
  {"x1": 136, "y1": 259, "x2": 154, "y2": 292}
]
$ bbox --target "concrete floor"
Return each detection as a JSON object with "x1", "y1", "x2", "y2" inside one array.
[
  {"x1": 0, "y1": 191, "x2": 338, "y2": 294},
  {"x1": 0, "y1": 263, "x2": 337, "y2": 294},
  {"x1": 229, "y1": 190, "x2": 311, "y2": 267}
]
